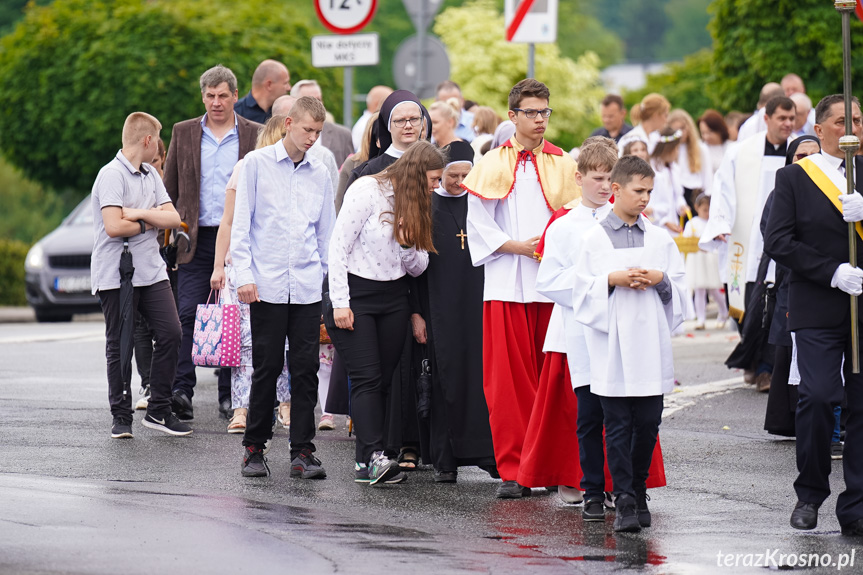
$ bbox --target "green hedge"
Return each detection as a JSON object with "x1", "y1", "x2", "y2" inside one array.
[{"x1": 0, "y1": 239, "x2": 28, "y2": 306}]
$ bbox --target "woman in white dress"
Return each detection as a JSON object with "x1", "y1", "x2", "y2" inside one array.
[
  {"x1": 698, "y1": 109, "x2": 732, "y2": 179},
  {"x1": 669, "y1": 109, "x2": 713, "y2": 211}
]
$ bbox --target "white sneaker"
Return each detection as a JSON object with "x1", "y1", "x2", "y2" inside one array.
[
  {"x1": 318, "y1": 414, "x2": 335, "y2": 431},
  {"x1": 135, "y1": 386, "x2": 150, "y2": 410},
  {"x1": 559, "y1": 485, "x2": 584, "y2": 504}
]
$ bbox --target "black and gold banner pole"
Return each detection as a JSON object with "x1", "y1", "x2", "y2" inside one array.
[{"x1": 836, "y1": 1, "x2": 860, "y2": 373}]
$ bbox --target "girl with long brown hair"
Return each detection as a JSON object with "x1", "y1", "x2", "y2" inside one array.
[
  {"x1": 326, "y1": 140, "x2": 446, "y2": 485},
  {"x1": 668, "y1": 108, "x2": 713, "y2": 211}
]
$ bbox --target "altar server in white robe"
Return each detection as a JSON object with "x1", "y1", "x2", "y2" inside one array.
[
  {"x1": 572, "y1": 155, "x2": 686, "y2": 533},
  {"x1": 462, "y1": 79, "x2": 581, "y2": 499},
  {"x1": 699, "y1": 96, "x2": 796, "y2": 322}
]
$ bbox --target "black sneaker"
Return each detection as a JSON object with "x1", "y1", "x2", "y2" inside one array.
[
  {"x1": 111, "y1": 417, "x2": 133, "y2": 439},
  {"x1": 355, "y1": 463, "x2": 406, "y2": 484},
  {"x1": 171, "y1": 391, "x2": 194, "y2": 421},
  {"x1": 290, "y1": 449, "x2": 327, "y2": 479},
  {"x1": 613, "y1": 494, "x2": 642, "y2": 533},
  {"x1": 582, "y1": 497, "x2": 605, "y2": 521},
  {"x1": 142, "y1": 411, "x2": 192, "y2": 436},
  {"x1": 433, "y1": 470, "x2": 458, "y2": 483},
  {"x1": 496, "y1": 480, "x2": 531, "y2": 499},
  {"x1": 242, "y1": 445, "x2": 270, "y2": 477},
  {"x1": 831, "y1": 441, "x2": 844, "y2": 460},
  {"x1": 368, "y1": 451, "x2": 402, "y2": 486},
  {"x1": 636, "y1": 492, "x2": 652, "y2": 527}
]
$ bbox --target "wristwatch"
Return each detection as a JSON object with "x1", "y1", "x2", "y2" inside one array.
[{"x1": 139, "y1": 220, "x2": 146, "y2": 235}]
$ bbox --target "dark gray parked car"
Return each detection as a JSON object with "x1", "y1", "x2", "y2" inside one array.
[{"x1": 24, "y1": 195, "x2": 101, "y2": 322}]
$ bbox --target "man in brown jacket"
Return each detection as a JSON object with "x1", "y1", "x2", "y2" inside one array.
[{"x1": 164, "y1": 64, "x2": 261, "y2": 421}]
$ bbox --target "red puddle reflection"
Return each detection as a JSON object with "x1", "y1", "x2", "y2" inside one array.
[{"x1": 484, "y1": 495, "x2": 667, "y2": 567}]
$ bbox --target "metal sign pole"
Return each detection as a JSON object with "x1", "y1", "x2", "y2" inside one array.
[
  {"x1": 343, "y1": 67, "x2": 354, "y2": 127},
  {"x1": 837, "y1": 0, "x2": 860, "y2": 373},
  {"x1": 527, "y1": 43, "x2": 535, "y2": 78}
]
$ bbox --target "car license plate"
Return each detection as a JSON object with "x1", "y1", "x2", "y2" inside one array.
[{"x1": 54, "y1": 275, "x2": 91, "y2": 293}]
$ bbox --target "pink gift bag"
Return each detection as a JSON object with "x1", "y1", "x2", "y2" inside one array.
[{"x1": 191, "y1": 290, "x2": 241, "y2": 367}]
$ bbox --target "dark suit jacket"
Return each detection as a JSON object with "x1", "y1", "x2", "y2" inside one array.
[
  {"x1": 763, "y1": 156, "x2": 863, "y2": 331},
  {"x1": 321, "y1": 122, "x2": 354, "y2": 169},
  {"x1": 164, "y1": 114, "x2": 261, "y2": 264}
]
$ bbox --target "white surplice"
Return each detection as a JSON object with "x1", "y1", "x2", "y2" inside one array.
[
  {"x1": 572, "y1": 217, "x2": 687, "y2": 397},
  {"x1": 467, "y1": 155, "x2": 553, "y2": 303},
  {"x1": 699, "y1": 132, "x2": 788, "y2": 314},
  {"x1": 536, "y1": 202, "x2": 613, "y2": 388}
]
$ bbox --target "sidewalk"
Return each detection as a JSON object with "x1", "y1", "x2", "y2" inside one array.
[{"x1": 0, "y1": 306, "x2": 34, "y2": 323}]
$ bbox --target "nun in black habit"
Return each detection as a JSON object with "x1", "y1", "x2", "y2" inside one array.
[
  {"x1": 417, "y1": 141, "x2": 497, "y2": 481},
  {"x1": 345, "y1": 89, "x2": 432, "y2": 190}
]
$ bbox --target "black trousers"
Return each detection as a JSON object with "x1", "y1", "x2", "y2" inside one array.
[
  {"x1": 173, "y1": 227, "x2": 230, "y2": 403},
  {"x1": 600, "y1": 394, "x2": 664, "y2": 499},
  {"x1": 795, "y1": 325, "x2": 863, "y2": 526},
  {"x1": 575, "y1": 386, "x2": 606, "y2": 500},
  {"x1": 242, "y1": 300, "x2": 320, "y2": 458},
  {"x1": 99, "y1": 280, "x2": 181, "y2": 419},
  {"x1": 134, "y1": 312, "x2": 155, "y2": 389},
  {"x1": 326, "y1": 275, "x2": 409, "y2": 464}
]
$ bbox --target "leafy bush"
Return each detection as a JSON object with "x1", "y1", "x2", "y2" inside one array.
[
  {"x1": 434, "y1": 0, "x2": 605, "y2": 151},
  {"x1": 710, "y1": 0, "x2": 862, "y2": 112},
  {"x1": 0, "y1": 0, "x2": 340, "y2": 193},
  {"x1": 0, "y1": 155, "x2": 75, "y2": 244},
  {"x1": 0, "y1": 238, "x2": 28, "y2": 306}
]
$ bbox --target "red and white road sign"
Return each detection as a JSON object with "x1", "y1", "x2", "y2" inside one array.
[
  {"x1": 315, "y1": 0, "x2": 378, "y2": 35},
  {"x1": 504, "y1": 0, "x2": 558, "y2": 44}
]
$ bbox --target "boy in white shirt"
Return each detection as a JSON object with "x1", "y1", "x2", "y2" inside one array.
[{"x1": 572, "y1": 155, "x2": 686, "y2": 532}]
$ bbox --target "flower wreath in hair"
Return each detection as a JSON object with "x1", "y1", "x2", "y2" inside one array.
[{"x1": 658, "y1": 129, "x2": 683, "y2": 144}]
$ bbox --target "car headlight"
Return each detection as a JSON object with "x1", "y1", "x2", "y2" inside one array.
[{"x1": 25, "y1": 243, "x2": 44, "y2": 270}]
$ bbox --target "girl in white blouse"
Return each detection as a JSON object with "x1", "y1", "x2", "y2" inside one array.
[{"x1": 327, "y1": 140, "x2": 446, "y2": 485}]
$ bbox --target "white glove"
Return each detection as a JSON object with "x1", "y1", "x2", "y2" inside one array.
[
  {"x1": 831, "y1": 263, "x2": 863, "y2": 296},
  {"x1": 840, "y1": 192, "x2": 863, "y2": 222}
]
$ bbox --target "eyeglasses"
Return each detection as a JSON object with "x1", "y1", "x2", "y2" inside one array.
[
  {"x1": 392, "y1": 116, "x2": 422, "y2": 128},
  {"x1": 794, "y1": 153, "x2": 811, "y2": 160},
  {"x1": 511, "y1": 108, "x2": 553, "y2": 119}
]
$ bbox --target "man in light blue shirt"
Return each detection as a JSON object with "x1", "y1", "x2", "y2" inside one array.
[
  {"x1": 232, "y1": 96, "x2": 336, "y2": 480},
  {"x1": 436, "y1": 80, "x2": 475, "y2": 143},
  {"x1": 163, "y1": 65, "x2": 262, "y2": 421}
]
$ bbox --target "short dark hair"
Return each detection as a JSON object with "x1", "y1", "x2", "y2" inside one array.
[
  {"x1": 611, "y1": 155, "x2": 655, "y2": 188},
  {"x1": 601, "y1": 94, "x2": 624, "y2": 109},
  {"x1": 508, "y1": 79, "x2": 550, "y2": 110},
  {"x1": 765, "y1": 96, "x2": 795, "y2": 117},
  {"x1": 815, "y1": 94, "x2": 862, "y2": 125},
  {"x1": 698, "y1": 109, "x2": 730, "y2": 143}
]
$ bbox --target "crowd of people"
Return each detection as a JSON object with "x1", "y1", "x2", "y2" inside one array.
[{"x1": 90, "y1": 60, "x2": 863, "y2": 537}]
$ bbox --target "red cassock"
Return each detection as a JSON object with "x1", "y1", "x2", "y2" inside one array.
[
  {"x1": 482, "y1": 300, "x2": 553, "y2": 482},
  {"x1": 517, "y1": 351, "x2": 667, "y2": 490}
]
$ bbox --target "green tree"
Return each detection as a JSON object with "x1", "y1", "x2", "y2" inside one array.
[
  {"x1": 658, "y1": 0, "x2": 712, "y2": 61},
  {"x1": 710, "y1": 0, "x2": 859, "y2": 112},
  {"x1": 621, "y1": 0, "x2": 670, "y2": 63},
  {"x1": 434, "y1": 0, "x2": 605, "y2": 150},
  {"x1": 0, "y1": 0, "x2": 340, "y2": 193}
]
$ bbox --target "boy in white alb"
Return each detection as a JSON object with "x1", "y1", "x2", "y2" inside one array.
[
  {"x1": 572, "y1": 156, "x2": 686, "y2": 532},
  {"x1": 463, "y1": 79, "x2": 581, "y2": 499}
]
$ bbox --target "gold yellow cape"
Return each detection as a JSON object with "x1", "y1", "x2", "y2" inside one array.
[{"x1": 460, "y1": 136, "x2": 581, "y2": 211}]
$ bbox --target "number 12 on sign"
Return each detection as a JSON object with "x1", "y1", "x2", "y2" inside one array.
[{"x1": 315, "y1": 0, "x2": 378, "y2": 35}]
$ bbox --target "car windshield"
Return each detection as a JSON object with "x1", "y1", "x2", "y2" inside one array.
[{"x1": 67, "y1": 195, "x2": 93, "y2": 226}]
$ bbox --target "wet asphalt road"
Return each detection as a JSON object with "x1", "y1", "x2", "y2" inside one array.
[{"x1": 1, "y1": 319, "x2": 862, "y2": 574}]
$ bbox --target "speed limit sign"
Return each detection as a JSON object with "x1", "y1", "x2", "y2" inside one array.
[{"x1": 314, "y1": 0, "x2": 378, "y2": 35}]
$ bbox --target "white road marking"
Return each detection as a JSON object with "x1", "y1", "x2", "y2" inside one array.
[
  {"x1": 664, "y1": 376, "x2": 747, "y2": 417},
  {"x1": 0, "y1": 330, "x2": 105, "y2": 345}
]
